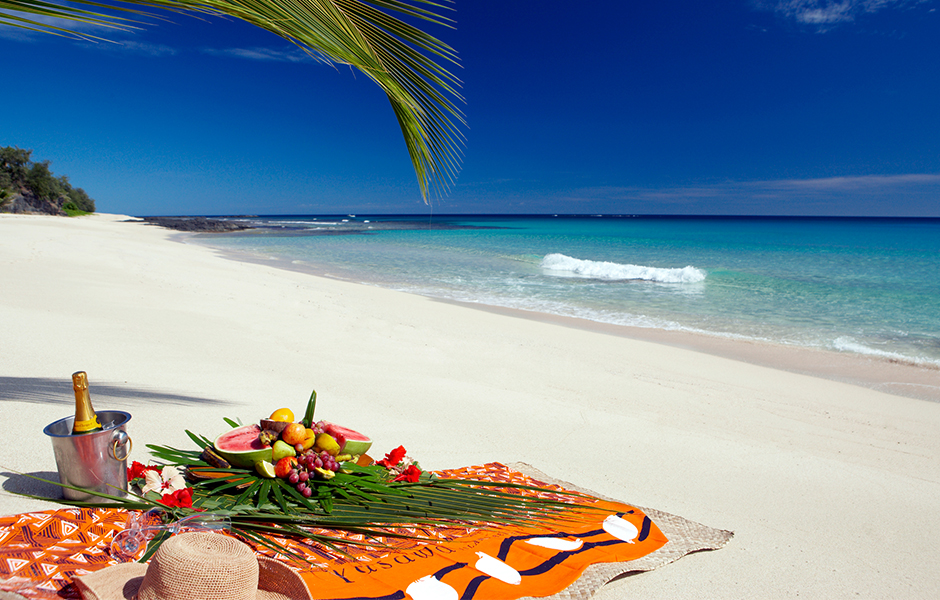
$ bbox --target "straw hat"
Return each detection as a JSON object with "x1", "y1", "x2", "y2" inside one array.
[{"x1": 73, "y1": 532, "x2": 313, "y2": 600}]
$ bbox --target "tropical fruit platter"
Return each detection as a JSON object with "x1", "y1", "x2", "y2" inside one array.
[
  {"x1": 210, "y1": 409, "x2": 385, "y2": 486},
  {"x1": 57, "y1": 390, "x2": 597, "y2": 561}
]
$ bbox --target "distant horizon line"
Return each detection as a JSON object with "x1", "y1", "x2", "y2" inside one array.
[{"x1": 136, "y1": 213, "x2": 940, "y2": 220}]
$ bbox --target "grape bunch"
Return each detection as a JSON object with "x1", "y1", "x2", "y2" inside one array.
[{"x1": 286, "y1": 449, "x2": 342, "y2": 497}]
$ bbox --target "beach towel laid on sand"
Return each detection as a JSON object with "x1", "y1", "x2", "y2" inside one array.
[{"x1": 0, "y1": 463, "x2": 732, "y2": 600}]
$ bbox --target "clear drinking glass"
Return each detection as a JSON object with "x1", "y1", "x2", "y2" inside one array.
[{"x1": 110, "y1": 509, "x2": 231, "y2": 562}]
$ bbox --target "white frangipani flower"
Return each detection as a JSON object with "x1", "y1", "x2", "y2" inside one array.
[{"x1": 142, "y1": 466, "x2": 186, "y2": 495}]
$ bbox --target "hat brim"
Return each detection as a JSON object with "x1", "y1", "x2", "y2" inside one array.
[
  {"x1": 73, "y1": 562, "x2": 148, "y2": 600},
  {"x1": 73, "y1": 555, "x2": 312, "y2": 600},
  {"x1": 257, "y1": 556, "x2": 313, "y2": 600}
]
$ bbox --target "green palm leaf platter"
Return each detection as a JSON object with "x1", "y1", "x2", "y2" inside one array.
[{"x1": 20, "y1": 392, "x2": 596, "y2": 561}]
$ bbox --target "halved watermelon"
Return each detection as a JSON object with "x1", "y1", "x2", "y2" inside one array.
[
  {"x1": 323, "y1": 422, "x2": 372, "y2": 456},
  {"x1": 214, "y1": 424, "x2": 272, "y2": 468}
]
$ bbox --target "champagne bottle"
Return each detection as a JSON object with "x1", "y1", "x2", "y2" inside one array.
[{"x1": 71, "y1": 371, "x2": 103, "y2": 435}]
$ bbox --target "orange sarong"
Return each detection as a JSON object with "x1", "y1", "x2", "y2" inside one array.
[{"x1": 0, "y1": 463, "x2": 667, "y2": 599}]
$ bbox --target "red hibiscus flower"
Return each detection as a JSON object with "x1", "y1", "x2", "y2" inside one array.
[
  {"x1": 377, "y1": 445, "x2": 407, "y2": 468},
  {"x1": 127, "y1": 461, "x2": 159, "y2": 481},
  {"x1": 160, "y1": 487, "x2": 194, "y2": 509},
  {"x1": 393, "y1": 465, "x2": 422, "y2": 483}
]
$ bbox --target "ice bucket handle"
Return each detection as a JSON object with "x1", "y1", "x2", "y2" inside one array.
[{"x1": 110, "y1": 429, "x2": 132, "y2": 462}]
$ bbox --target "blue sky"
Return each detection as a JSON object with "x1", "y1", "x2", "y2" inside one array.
[{"x1": 2, "y1": 0, "x2": 938, "y2": 216}]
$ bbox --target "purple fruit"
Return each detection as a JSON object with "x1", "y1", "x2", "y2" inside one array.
[
  {"x1": 288, "y1": 472, "x2": 299, "y2": 484},
  {"x1": 299, "y1": 471, "x2": 309, "y2": 482},
  {"x1": 302, "y1": 486, "x2": 313, "y2": 497}
]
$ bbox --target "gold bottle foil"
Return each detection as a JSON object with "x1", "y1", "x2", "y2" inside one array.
[{"x1": 71, "y1": 371, "x2": 103, "y2": 434}]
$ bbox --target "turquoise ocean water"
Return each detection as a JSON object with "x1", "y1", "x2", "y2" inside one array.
[{"x1": 195, "y1": 215, "x2": 940, "y2": 369}]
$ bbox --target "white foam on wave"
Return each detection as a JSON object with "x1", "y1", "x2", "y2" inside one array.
[
  {"x1": 540, "y1": 253, "x2": 706, "y2": 283},
  {"x1": 392, "y1": 283, "x2": 700, "y2": 332},
  {"x1": 832, "y1": 337, "x2": 940, "y2": 368},
  {"x1": 255, "y1": 219, "x2": 345, "y2": 227}
]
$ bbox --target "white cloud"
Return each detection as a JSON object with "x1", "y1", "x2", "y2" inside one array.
[
  {"x1": 203, "y1": 46, "x2": 315, "y2": 64},
  {"x1": 0, "y1": 8, "x2": 126, "y2": 39},
  {"x1": 773, "y1": 173, "x2": 940, "y2": 189},
  {"x1": 753, "y1": 0, "x2": 930, "y2": 29},
  {"x1": 558, "y1": 174, "x2": 940, "y2": 216},
  {"x1": 0, "y1": 13, "x2": 181, "y2": 57},
  {"x1": 116, "y1": 40, "x2": 177, "y2": 56}
]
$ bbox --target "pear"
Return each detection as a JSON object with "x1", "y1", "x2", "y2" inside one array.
[{"x1": 272, "y1": 439, "x2": 297, "y2": 463}]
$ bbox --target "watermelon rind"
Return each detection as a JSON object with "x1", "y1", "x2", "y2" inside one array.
[
  {"x1": 323, "y1": 422, "x2": 373, "y2": 456},
  {"x1": 214, "y1": 424, "x2": 273, "y2": 468}
]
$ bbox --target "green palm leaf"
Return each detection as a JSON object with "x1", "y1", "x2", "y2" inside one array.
[
  {"x1": 0, "y1": 0, "x2": 464, "y2": 201},
  {"x1": 13, "y1": 450, "x2": 601, "y2": 561}
]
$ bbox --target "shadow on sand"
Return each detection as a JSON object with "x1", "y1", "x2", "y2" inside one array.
[
  {"x1": 0, "y1": 376, "x2": 233, "y2": 407},
  {"x1": 1, "y1": 470, "x2": 65, "y2": 501}
]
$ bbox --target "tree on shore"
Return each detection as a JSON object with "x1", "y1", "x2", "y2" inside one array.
[
  {"x1": 0, "y1": 146, "x2": 96, "y2": 214},
  {"x1": 0, "y1": 0, "x2": 464, "y2": 203}
]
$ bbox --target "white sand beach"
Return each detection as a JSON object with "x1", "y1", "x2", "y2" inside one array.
[{"x1": 2, "y1": 212, "x2": 939, "y2": 598}]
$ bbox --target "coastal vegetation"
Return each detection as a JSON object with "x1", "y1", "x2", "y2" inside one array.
[{"x1": 0, "y1": 146, "x2": 96, "y2": 215}]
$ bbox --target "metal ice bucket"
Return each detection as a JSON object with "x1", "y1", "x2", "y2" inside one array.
[{"x1": 43, "y1": 410, "x2": 133, "y2": 502}]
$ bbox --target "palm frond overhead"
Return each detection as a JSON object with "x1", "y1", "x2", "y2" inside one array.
[{"x1": 0, "y1": 0, "x2": 464, "y2": 200}]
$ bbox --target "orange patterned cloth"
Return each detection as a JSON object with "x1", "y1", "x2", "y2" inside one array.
[
  {"x1": 0, "y1": 464, "x2": 667, "y2": 599},
  {"x1": 0, "y1": 507, "x2": 126, "y2": 598}
]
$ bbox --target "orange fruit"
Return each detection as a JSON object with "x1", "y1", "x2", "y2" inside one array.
[
  {"x1": 274, "y1": 456, "x2": 298, "y2": 479},
  {"x1": 282, "y1": 422, "x2": 306, "y2": 446},
  {"x1": 269, "y1": 407, "x2": 295, "y2": 422}
]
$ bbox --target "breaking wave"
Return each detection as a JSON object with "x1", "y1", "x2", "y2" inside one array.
[{"x1": 540, "y1": 253, "x2": 706, "y2": 283}]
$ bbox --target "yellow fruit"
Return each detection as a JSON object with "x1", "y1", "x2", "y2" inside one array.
[
  {"x1": 269, "y1": 408, "x2": 295, "y2": 422},
  {"x1": 313, "y1": 466, "x2": 335, "y2": 480},
  {"x1": 314, "y1": 433, "x2": 341, "y2": 456},
  {"x1": 301, "y1": 428, "x2": 317, "y2": 451}
]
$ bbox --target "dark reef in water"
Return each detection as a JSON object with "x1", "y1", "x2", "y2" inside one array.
[
  {"x1": 137, "y1": 216, "x2": 255, "y2": 232},
  {"x1": 134, "y1": 215, "x2": 503, "y2": 236}
]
